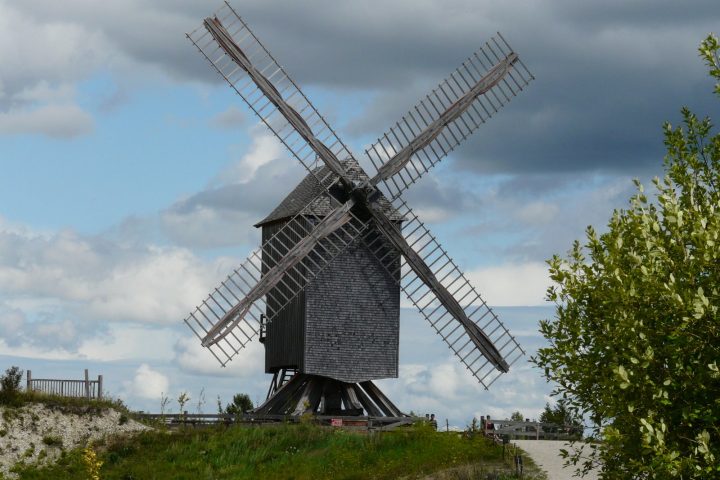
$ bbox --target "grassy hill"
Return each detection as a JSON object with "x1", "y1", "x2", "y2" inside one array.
[{"x1": 10, "y1": 421, "x2": 544, "y2": 480}]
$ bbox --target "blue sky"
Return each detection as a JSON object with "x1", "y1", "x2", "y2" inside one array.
[{"x1": 1, "y1": 0, "x2": 719, "y2": 426}]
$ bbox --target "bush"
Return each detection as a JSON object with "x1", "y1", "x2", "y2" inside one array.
[
  {"x1": 224, "y1": 393, "x2": 253, "y2": 415},
  {"x1": 42, "y1": 435, "x2": 63, "y2": 448},
  {"x1": 0, "y1": 366, "x2": 23, "y2": 405},
  {"x1": 534, "y1": 34, "x2": 720, "y2": 478}
]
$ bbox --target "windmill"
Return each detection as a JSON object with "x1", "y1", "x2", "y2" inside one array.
[{"x1": 184, "y1": 2, "x2": 534, "y2": 417}]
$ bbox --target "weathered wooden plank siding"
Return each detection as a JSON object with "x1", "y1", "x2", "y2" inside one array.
[
  {"x1": 261, "y1": 218, "x2": 307, "y2": 372},
  {"x1": 303, "y1": 238, "x2": 400, "y2": 383}
]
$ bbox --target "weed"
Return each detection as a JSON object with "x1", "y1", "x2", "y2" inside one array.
[
  {"x1": 41, "y1": 436, "x2": 63, "y2": 448},
  {"x1": 23, "y1": 443, "x2": 35, "y2": 458},
  {"x1": 82, "y1": 444, "x2": 103, "y2": 480}
]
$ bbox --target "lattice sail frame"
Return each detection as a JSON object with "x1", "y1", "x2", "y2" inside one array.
[
  {"x1": 363, "y1": 199, "x2": 524, "y2": 388},
  {"x1": 185, "y1": 1, "x2": 530, "y2": 388},
  {"x1": 184, "y1": 198, "x2": 372, "y2": 366},
  {"x1": 365, "y1": 34, "x2": 533, "y2": 200}
]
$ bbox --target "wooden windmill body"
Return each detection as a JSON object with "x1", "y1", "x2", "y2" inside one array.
[{"x1": 256, "y1": 165, "x2": 402, "y2": 384}]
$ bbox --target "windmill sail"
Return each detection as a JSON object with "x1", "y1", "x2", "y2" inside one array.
[
  {"x1": 187, "y1": 2, "x2": 364, "y2": 186},
  {"x1": 185, "y1": 192, "x2": 371, "y2": 365},
  {"x1": 363, "y1": 198, "x2": 524, "y2": 388},
  {"x1": 365, "y1": 34, "x2": 534, "y2": 201}
]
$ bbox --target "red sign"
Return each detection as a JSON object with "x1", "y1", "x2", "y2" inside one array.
[{"x1": 331, "y1": 418, "x2": 343, "y2": 427}]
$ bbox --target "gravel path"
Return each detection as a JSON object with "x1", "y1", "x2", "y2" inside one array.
[{"x1": 513, "y1": 440, "x2": 599, "y2": 480}]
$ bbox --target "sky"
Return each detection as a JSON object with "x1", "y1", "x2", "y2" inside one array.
[{"x1": 1, "y1": 0, "x2": 719, "y2": 427}]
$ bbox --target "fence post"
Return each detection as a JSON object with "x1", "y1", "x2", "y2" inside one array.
[
  {"x1": 84, "y1": 369, "x2": 90, "y2": 399},
  {"x1": 97, "y1": 375, "x2": 103, "y2": 400},
  {"x1": 26, "y1": 370, "x2": 32, "y2": 392}
]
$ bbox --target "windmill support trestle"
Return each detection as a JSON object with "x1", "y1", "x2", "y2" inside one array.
[{"x1": 254, "y1": 373, "x2": 405, "y2": 418}]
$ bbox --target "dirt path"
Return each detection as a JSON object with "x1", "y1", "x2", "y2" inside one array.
[{"x1": 513, "y1": 440, "x2": 599, "y2": 480}]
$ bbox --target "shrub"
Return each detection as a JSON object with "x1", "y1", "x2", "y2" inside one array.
[
  {"x1": 42, "y1": 435, "x2": 63, "y2": 448},
  {"x1": 0, "y1": 366, "x2": 23, "y2": 406},
  {"x1": 225, "y1": 393, "x2": 253, "y2": 415}
]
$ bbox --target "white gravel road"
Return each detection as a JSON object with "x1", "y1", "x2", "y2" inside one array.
[{"x1": 513, "y1": 440, "x2": 599, "y2": 480}]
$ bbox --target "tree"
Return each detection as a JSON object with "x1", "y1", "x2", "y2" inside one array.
[
  {"x1": 510, "y1": 411, "x2": 525, "y2": 422},
  {"x1": 534, "y1": 35, "x2": 720, "y2": 479},
  {"x1": 0, "y1": 366, "x2": 23, "y2": 405},
  {"x1": 539, "y1": 400, "x2": 583, "y2": 437},
  {"x1": 225, "y1": 393, "x2": 253, "y2": 415}
]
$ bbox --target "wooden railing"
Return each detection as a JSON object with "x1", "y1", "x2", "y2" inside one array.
[
  {"x1": 135, "y1": 412, "x2": 417, "y2": 431},
  {"x1": 482, "y1": 418, "x2": 582, "y2": 440},
  {"x1": 26, "y1": 369, "x2": 103, "y2": 400}
]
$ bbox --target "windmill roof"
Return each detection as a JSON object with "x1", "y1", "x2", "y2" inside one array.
[{"x1": 255, "y1": 161, "x2": 402, "y2": 227}]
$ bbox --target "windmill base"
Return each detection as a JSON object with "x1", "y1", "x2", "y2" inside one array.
[{"x1": 253, "y1": 373, "x2": 405, "y2": 417}]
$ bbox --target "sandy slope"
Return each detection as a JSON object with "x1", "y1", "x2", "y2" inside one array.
[
  {"x1": 0, "y1": 403, "x2": 148, "y2": 478},
  {"x1": 513, "y1": 440, "x2": 599, "y2": 480}
]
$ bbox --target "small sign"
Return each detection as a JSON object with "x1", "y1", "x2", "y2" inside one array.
[{"x1": 331, "y1": 418, "x2": 343, "y2": 427}]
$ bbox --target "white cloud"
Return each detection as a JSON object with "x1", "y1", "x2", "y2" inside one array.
[
  {"x1": 0, "y1": 103, "x2": 93, "y2": 138},
  {"x1": 78, "y1": 324, "x2": 177, "y2": 362},
  {"x1": 125, "y1": 364, "x2": 170, "y2": 400},
  {"x1": 0, "y1": 4, "x2": 113, "y2": 100},
  {"x1": 413, "y1": 207, "x2": 452, "y2": 224},
  {"x1": 174, "y1": 336, "x2": 264, "y2": 378},
  {"x1": 84, "y1": 247, "x2": 234, "y2": 325},
  {"x1": 0, "y1": 339, "x2": 79, "y2": 361},
  {"x1": 467, "y1": 262, "x2": 550, "y2": 306},
  {"x1": 212, "y1": 127, "x2": 286, "y2": 185},
  {"x1": 0, "y1": 220, "x2": 241, "y2": 345},
  {"x1": 159, "y1": 201, "x2": 260, "y2": 250},
  {"x1": 151, "y1": 129, "x2": 302, "y2": 249},
  {"x1": 377, "y1": 356, "x2": 548, "y2": 422},
  {"x1": 0, "y1": 304, "x2": 26, "y2": 345},
  {"x1": 515, "y1": 201, "x2": 559, "y2": 226},
  {"x1": 210, "y1": 105, "x2": 245, "y2": 129},
  {"x1": 0, "y1": 4, "x2": 108, "y2": 138}
]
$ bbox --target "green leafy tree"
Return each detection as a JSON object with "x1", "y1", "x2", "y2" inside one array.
[
  {"x1": 539, "y1": 400, "x2": 583, "y2": 437},
  {"x1": 534, "y1": 35, "x2": 720, "y2": 479},
  {"x1": 0, "y1": 366, "x2": 23, "y2": 405},
  {"x1": 510, "y1": 411, "x2": 525, "y2": 422},
  {"x1": 225, "y1": 393, "x2": 253, "y2": 415}
]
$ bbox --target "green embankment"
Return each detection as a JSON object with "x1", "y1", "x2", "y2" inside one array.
[{"x1": 12, "y1": 422, "x2": 540, "y2": 480}]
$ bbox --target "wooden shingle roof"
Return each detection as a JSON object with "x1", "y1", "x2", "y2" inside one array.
[{"x1": 255, "y1": 162, "x2": 402, "y2": 227}]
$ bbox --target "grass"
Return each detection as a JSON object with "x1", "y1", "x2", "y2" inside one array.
[
  {"x1": 40, "y1": 436, "x2": 63, "y2": 448},
  {"x1": 10, "y1": 423, "x2": 543, "y2": 480},
  {"x1": 1, "y1": 390, "x2": 130, "y2": 417}
]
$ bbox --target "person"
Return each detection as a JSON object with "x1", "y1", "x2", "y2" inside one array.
[
  {"x1": 430, "y1": 413, "x2": 437, "y2": 429},
  {"x1": 485, "y1": 415, "x2": 495, "y2": 433}
]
